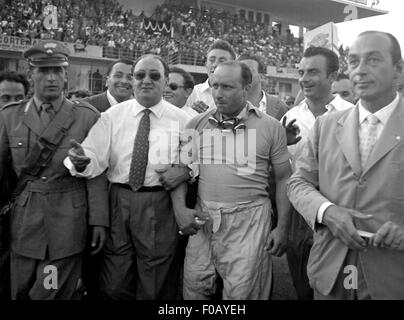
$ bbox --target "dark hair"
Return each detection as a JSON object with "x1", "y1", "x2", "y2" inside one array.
[
  {"x1": 358, "y1": 31, "x2": 402, "y2": 65},
  {"x1": 68, "y1": 89, "x2": 90, "y2": 99},
  {"x1": 106, "y1": 59, "x2": 135, "y2": 77},
  {"x1": 0, "y1": 71, "x2": 30, "y2": 95},
  {"x1": 207, "y1": 39, "x2": 236, "y2": 60},
  {"x1": 169, "y1": 66, "x2": 195, "y2": 90},
  {"x1": 134, "y1": 54, "x2": 169, "y2": 78},
  {"x1": 303, "y1": 46, "x2": 339, "y2": 75},
  {"x1": 238, "y1": 54, "x2": 266, "y2": 74},
  {"x1": 217, "y1": 61, "x2": 252, "y2": 87},
  {"x1": 335, "y1": 73, "x2": 349, "y2": 81}
]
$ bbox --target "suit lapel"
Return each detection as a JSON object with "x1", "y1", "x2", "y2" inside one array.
[
  {"x1": 335, "y1": 107, "x2": 362, "y2": 177},
  {"x1": 266, "y1": 93, "x2": 280, "y2": 118},
  {"x1": 23, "y1": 99, "x2": 45, "y2": 136},
  {"x1": 363, "y1": 98, "x2": 404, "y2": 175}
]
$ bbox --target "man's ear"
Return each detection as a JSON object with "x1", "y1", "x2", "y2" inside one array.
[
  {"x1": 328, "y1": 71, "x2": 338, "y2": 84},
  {"x1": 394, "y1": 59, "x2": 404, "y2": 81},
  {"x1": 184, "y1": 88, "x2": 193, "y2": 99}
]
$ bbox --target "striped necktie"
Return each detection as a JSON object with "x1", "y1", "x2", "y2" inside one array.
[{"x1": 128, "y1": 109, "x2": 152, "y2": 191}]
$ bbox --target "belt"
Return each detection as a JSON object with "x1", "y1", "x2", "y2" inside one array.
[{"x1": 116, "y1": 183, "x2": 165, "y2": 192}]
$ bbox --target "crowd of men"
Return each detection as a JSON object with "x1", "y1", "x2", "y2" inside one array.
[{"x1": 1, "y1": 26, "x2": 404, "y2": 301}]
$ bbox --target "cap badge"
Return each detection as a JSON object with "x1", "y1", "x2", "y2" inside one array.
[{"x1": 44, "y1": 43, "x2": 57, "y2": 49}]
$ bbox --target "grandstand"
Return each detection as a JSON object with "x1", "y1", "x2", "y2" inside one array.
[{"x1": 0, "y1": 0, "x2": 386, "y2": 97}]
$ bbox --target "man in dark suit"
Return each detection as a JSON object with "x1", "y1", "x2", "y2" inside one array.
[
  {"x1": 84, "y1": 59, "x2": 135, "y2": 112},
  {"x1": 238, "y1": 54, "x2": 290, "y2": 120}
]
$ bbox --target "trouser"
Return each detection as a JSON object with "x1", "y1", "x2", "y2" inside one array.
[
  {"x1": 314, "y1": 249, "x2": 371, "y2": 300},
  {"x1": 81, "y1": 241, "x2": 102, "y2": 300},
  {"x1": 184, "y1": 198, "x2": 273, "y2": 300},
  {"x1": 99, "y1": 184, "x2": 180, "y2": 300},
  {"x1": 10, "y1": 251, "x2": 82, "y2": 300},
  {"x1": 286, "y1": 209, "x2": 313, "y2": 300},
  {"x1": 0, "y1": 249, "x2": 10, "y2": 299}
]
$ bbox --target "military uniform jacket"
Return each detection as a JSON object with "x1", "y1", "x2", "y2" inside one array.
[{"x1": 0, "y1": 97, "x2": 109, "y2": 260}]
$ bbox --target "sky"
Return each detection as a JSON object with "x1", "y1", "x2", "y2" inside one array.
[{"x1": 336, "y1": 0, "x2": 404, "y2": 48}]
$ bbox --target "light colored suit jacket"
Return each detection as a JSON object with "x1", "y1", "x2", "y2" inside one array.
[{"x1": 287, "y1": 98, "x2": 404, "y2": 299}]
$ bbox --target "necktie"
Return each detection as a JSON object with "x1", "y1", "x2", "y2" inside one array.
[
  {"x1": 128, "y1": 109, "x2": 152, "y2": 191},
  {"x1": 40, "y1": 103, "x2": 54, "y2": 127},
  {"x1": 359, "y1": 114, "x2": 380, "y2": 169}
]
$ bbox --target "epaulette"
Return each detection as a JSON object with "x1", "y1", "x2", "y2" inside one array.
[
  {"x1": 0, "y1": 99, "x2": 26, "y2": 111},
  {"x1": 72, "y1": 99, "x2": 100, "y2": 115}
]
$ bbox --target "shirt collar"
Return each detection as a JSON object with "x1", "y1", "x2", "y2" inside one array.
[
  {"x1": 201, "y1": 78, "x2": 211, "y2": 92},
  {"x1": 33, "y1": 94, "x2": 64, "y2": 112},
  {"x1": 107, "y1": 90, "x2": 119, "y2": 106},
  {"x1": 133, "y1": 98, "x2": 166, "y2": 119},
  {"x1": 358, "y1": 93, "x2": 400, "y2": 125},
  {"x1": 212, "y1": 101, "x2": 261, "y2": 121},
  {"x1": 245, "y1": 101, "x2": 262, "y2": 118},
  {"x1": 297, "y1": 95, "x2": 350, "y2": 113},
  {"x1": 259, "y1": 90, "x2": 267, "y2": 109},
  {"x1": 325, "y1": 94, "x2": 351, "y2": 112}
]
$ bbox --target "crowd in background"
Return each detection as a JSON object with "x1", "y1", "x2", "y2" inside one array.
[{"x1": 0, "y1": 0, "x2": 318, "y2": 69}]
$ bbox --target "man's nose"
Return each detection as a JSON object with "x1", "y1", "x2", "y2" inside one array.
[{"x1": 47, "y1": 72, "x2": 57, "y2": 81}]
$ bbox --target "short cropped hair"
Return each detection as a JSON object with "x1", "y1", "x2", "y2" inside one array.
[
  {"x1": 303, "y1": 46, "x2": 339, "y2": 75},
  {"x1": 134, "y1": 54, "x2": 169, "y2": 78},
  {"x1": 335, "y1": 73, "x2": 349, "y2": 81},
  {"x1": 358, "y1": 30, "x2": 402, "y2": 65},
  {"x1": 169, "y1": 66, "x2": 195, "y2": 90},
  {"x1": 106, "y1": 59, "x2": 135, "y2": 77},
  {"x1": 217, "y1": 61, "x2": 252, "y2": 87},
  {"x1": 238, "y1": 54, "x2": 266, "y2": 74},
  {"x1": 207, "y1": 39, "x2": 236, "y2": 60},
  {"x1": 0, "y1": 71, "x2": 30, "y2": 95}
]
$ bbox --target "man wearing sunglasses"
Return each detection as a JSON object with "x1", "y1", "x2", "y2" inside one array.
[
  {"x1": 66, "y1": 54, "x2": 205, "y2": 300},
  {"x1": 163, "y1": 67, "x2": 195, "y2": 109},
  {"x1": 182, "y1": 39, "x2": 236, "y2": 118},
  {"x1": 84, "y1": 59, "x2": 135, "y2": 112},
  {"x1": 171, "y1": 61, "x2": 292, "y2": 299}
]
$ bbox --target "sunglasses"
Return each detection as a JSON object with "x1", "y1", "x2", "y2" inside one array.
[
  {"x1": 167, "y1": 83, "x2": 185, "y2": 91},
  {"x1": 134, "y1": 71, "x2": 162, "y2": 81}
]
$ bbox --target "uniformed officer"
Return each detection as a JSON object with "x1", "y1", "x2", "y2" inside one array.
[{"x1": 0, "y1": 40, "x2": 108, "y2": 300}]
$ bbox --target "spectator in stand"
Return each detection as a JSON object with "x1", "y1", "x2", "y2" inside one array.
[{"x1": 84, "y1": 59, "x2": 134, "y2": 112}]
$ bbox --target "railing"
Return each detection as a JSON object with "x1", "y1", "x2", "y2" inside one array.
[{"x1": 102, "y1": 46, "x2": 206, "y2": 66}]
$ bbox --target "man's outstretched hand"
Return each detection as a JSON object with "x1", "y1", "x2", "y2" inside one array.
[
  {"x1": 282, "y1": 116, "x2": 302, "y2": 146},
  {"x1": 68, "y1": 139, "x2": 91, "y2": 172}
]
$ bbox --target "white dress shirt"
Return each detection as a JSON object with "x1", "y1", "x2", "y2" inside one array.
[
  {"x1": 257, "y1": 90, "x2": 267, "y2": 113},
  {"x1": 281, "y1": 94, "x2": 354, "y2": 161},
  {"x1": 107, "y1": 90, "x2": 119, "y2": 106},
  {"x1": 182, "y1": 78, "x2": 217, "y2": 118},
  {"x1": 65, "y1": 98, "x2": 190, "y2": 186},
  {"x1": 317, "y1": 93, "x2": 400, "y2": 224}
]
